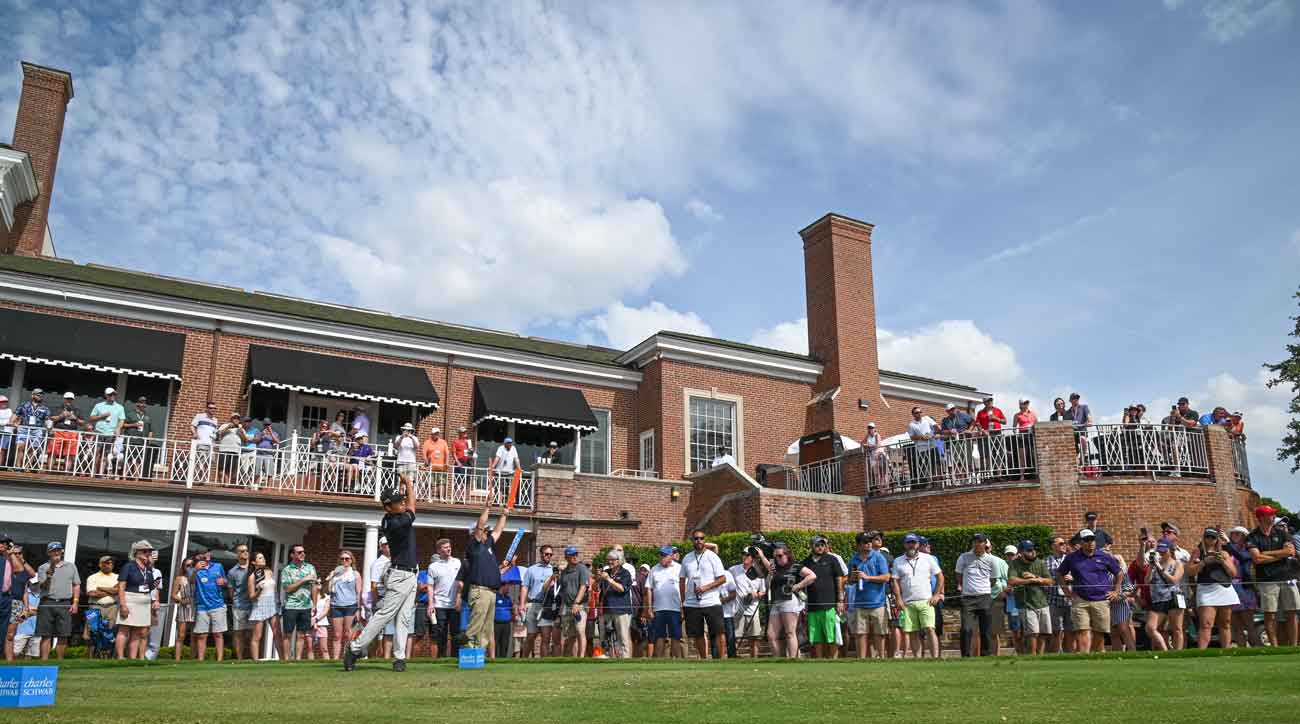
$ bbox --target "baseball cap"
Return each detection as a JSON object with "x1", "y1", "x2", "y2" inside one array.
[
  {"x1": 31, "y1": 388, "x2": 43, "y2": 395},
  {"x1": 1255, "y1": 504, "x2": 1277, "y2": 516},
  {"x1": 867, "y1": 422, "x2": 876, "y2": 428},
  {"x1": 0, "y1": 532, "x2": 11, "y2": 543},
  {"x1": 810, "y1": 535, "x2": 829, "y2": 545},
  {"x1": 1019, "y1": 399, "x2": 1030, "y2": 404},
  {"x1": 1177, "y1": 396, "x2": 1190, "y2": 404},
  {"x1": 639, "y1": 563, "x2": 650, "y2": 571},
  {"x1": 99, "y1": 555, "x2": 114, "y2": 564},
  {"x1": 1002, "y1": 545, "x2": 1016, "y2": 555},
  {"x1": 63, "y1": 392, "x2": 75, "y2": 399},
  {"x1": 918, "y1": 536, "x2": 930, "y2": 545},
  {"x1": 46, "y1": 541, "x2": 64, "y2": 551},
  {"x1": 0, "y1": 395, "x2": 7, "y2": 403},
  {"x1": 1078, "y1": 528, "x2": 1096, "y2": 540},
  {"x1": 658, "y1": 545, "x2": 675, "y2": 556},
  {"x1": 1085, "y1": 511, "x2": 1098, "y2": 519},
  {"x1": 1155, "y1": 540, "x2": 1171, "y2": 552},
  {"x1": 1018, "y1": 540, "x2": 1036, "y2": 552},
  {"x1": 380, "y1": 487, "x2": 405, "y2": 505},
  {"x1": 354, "y1": 431, "x2": 367, "y2": 439},
  {"x1": 1229, "y1": 525, "x2": 1250, "y2": 536},
  {"x1": 262, "y1": 417, "x2": 272, "y2": 424},
  {"x1": 104, "y1": 387, "x2": 116, "y2": 395},
  {"x1": 457, "y1": 426, "x2": 467, "y2": 433},
  {"x1": 983, "y1": 395, "x2": 994, "y2": 402},
  {"x1": 431, "y1": 427, "x2": 440, "y2": 434},
  {"x1": 1202, "y1": 528, "x2": 1220, "y2": 539},
  {"x1": 378, "y1": 536, "x2": 388, "y2": 546},
  {"x1": 401, "y1": 422, "x2": 414, "y2": 430},
  {"x1": 903, "y1": 533, "x2": 921, "y2": 544},
  {"x1": 136, "y1": 395, "x2": 148, "y2": 403},
  {"x1": 971, "y1": 532, "x2": 989, "y2": 542},
  {"x1": 548, "y1": 441, "x2": 558, "y2": 447},
  {"x1": 944, "y1": 403, "x2": 956, "y2": 411},
  {"x1": 564, "y1": 546, "x2": 579, "y2": 556},
  {"x1": 504, "y1": 437, "x2": 514, "y2": 444}
]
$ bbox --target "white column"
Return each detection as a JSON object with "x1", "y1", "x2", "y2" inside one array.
[
  {"x1": 62, "y1": 523, "x2": 80, "y2": 563},
  {"x1": 361, "y1": 523, "x2": 379, "y2": 596}
]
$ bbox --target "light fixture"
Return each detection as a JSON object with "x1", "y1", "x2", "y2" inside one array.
[
  {"x1": 858, "y1": 398, "x2": 870, "y2": 411},
  {"x1": 670, "y1": 486, "x2": 680, "y2": 500}
]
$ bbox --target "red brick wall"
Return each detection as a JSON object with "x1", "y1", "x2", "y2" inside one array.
[
  {"x1": 637, "y1": 360, "x2": 663, "y2": 474},
  {"x1": 655, "y1": 358, "x2": 811, "y2": 482},
  {"x1": 6, "y1": 64, "x2": 72, "y2": 257},
  {"x1": 801, "y1": 214, "x2": 880, "y2": 435},
  {"x1": 684, "y1": 466, "x2": 761, "y2": 530},
  {"x1": 534, "y1": 469, "x2": 691, "y2": 550},
  {"x1": 758, "y1": 488, "x2": 867, "y2": 532},
  {"x1": 874, "y1": 395, "x2": 950, "y2": 440}
]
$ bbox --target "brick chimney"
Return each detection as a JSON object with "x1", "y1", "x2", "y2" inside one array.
[
  {"x1": 800, "y1": 212, "x2": 880, "y2": 436},
  {"x1": 5, "y1": 62, "x2": 73, "y2": 256}
]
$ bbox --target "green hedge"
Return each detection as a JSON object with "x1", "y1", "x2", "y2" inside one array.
[{"x1": 599, "y1": 524, "x2": 1052, "y2": 596}]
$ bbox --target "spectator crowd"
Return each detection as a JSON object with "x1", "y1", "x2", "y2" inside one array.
[{"x1": 2, "y1": 502, "x2": 1296, "y2": 663}]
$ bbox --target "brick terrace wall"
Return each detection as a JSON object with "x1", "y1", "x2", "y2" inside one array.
[
  {"x1": 533, "y1": 467, "x2": 691, "y2": 552},
  {"x1": 684, "y1": 465, "x2": 761, "y2": 531},
  {"x1": 655, "y1": 358, "x2": 811, "y2": 483},
  {"x1": 865, "y1": 422, "x2": 1261, "y2": 553},
  {"x1": 757, "y1": 488, "x2": 867, "y2": 532}
]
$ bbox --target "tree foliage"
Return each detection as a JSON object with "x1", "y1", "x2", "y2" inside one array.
[{"x1": 1264, "y1": 287, "x2": 1300, "y2": 474}]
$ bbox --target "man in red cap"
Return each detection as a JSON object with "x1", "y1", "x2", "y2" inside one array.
[{"x1": 1246, "y1": 504, "x2": 1299, "y2": 646}]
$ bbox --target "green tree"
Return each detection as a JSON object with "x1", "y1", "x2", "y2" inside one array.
[{"x1": 1264, "y1": 286, "x2": 1300, "y2": 473}]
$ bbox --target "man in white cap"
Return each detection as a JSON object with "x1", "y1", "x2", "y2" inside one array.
[
  {"x1": 863, "y1": 422, "x2": 887, "y2": 492},
  {"x1": 394, "y1": 422, "x2": 419, "y2": 480},
  {"x1": 89, "y1": 387, "x2": 126, "y2": 476},
  {"x1": 422, "y1": 427, "x2": 449, "y2": 476},
  {"x1": 488, "y1": 437, "x2": 520, "y2": 497}
]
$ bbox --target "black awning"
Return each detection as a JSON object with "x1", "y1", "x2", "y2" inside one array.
[
  {"x1": 0, "y1": 307, "x2": 185, "y2": 380},
  {"x1": 472, "y1": 376, "x2": 598, "y2": 432},
  {"x1": 248, "y1": 345, "x2": 439, "y2": 408}
]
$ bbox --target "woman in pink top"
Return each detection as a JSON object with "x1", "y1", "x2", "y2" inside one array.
[{"x1": 1013, "y1": 400, "x2": 1037, "y2": 477}]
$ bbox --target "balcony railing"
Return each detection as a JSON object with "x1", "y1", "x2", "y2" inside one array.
[
  {"x1": 1075, "y1": 424, "x2": 1208, "y2": 479},
  {"x1": 0, "y1": 426, "x2": 534, "y2": 509},
  {"x1": 610, "y1": 468, "x2": 660, "y2": 479},
  {"x1": 782, "y1": 457, "x2": 844, "y2": 494},
  {"x1": 865, "y1": 428, "x2": 1037, "y2": 497},
  {"x1": 1231, "y1": 434, "x2": 1251, "y2": 488}
]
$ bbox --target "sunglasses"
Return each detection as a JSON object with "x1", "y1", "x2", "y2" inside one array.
[
  {"x1": 541, "y1": 552, "x2": 553, "y2": 557},
  {"x1": 340, "y1": 556, "x2": 352, "y2": 560},
  {"x1": 692, "y1": 536, "x2": 706, "y2": 541}
]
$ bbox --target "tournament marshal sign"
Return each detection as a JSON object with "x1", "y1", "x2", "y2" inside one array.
[{"x1": 0, "y1": 666, "x2": 59, "y2": 708}]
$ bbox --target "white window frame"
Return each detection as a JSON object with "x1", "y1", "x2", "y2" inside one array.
[
  {"x1": 639, "y1": 429, "x2": 656, "y2": 474},
  {"x1": 683, "y1": 387, "x2": 744, "y2": 475},
  {"x1": 578, "y1": 408, "x2": 612, "y2": 475}
]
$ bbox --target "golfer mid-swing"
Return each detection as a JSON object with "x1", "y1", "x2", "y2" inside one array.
[{"x1": 344, "y1": 475, "x2": 418, "y2": 672}]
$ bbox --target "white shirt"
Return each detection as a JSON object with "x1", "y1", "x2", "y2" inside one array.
[
  {"x1": 907, "y1": 416, "x2": 938, "y2": 451},
  {"x1": 492, "y1": 445, "x2": 521, "y2": 474},
  {"x1": 427, "y1": 556, "x2": 462, "y2": 609},
  {"x1": 0, "y1": 407, "x2": 13, "y2": 431},
  {"x1": 680, "y1": 549, "x2": 726, "y2": 608},
  {"x1": 728, "y1": 563, "x2": 765, "y2": 617},
  {"x1": 711, "y1": 453, "x2": 736, "y2": 467},
  {"x1": 370, "y1": 554, "x2": 390, "y2": 597},
  {"x1": 395, "y1": 434, "x2": 419, "y2": 464},
  {"x1": 955, "y1": 551, "x2": 997, "y2": 596},
  {"x1": 720, "y1": 570, "x2": 739, "y2": 618},
  {"x1": 191, "y1": 412, "x2": 219, "y2": 444},
  {"x1": 645, "y1": 562, "x2": 682, "y2": 612},
  {"x1": 893, "y1": 552, "x2": 941, "y2": 604}
]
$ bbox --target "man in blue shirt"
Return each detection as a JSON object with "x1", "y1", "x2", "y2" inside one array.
[
  {"x1": 848, "y1": 532, "x2": 890, "y2": 658},
  {"x1": 89, "y1": 387, "x2": 126, "y2": 476},
  {"x1": 13, "y1": 388, "x2": 50, "y2": 469},
  {"x1": 520, "y1": 545, "x2": 556, "y2": 657},
  {"x1": 189, "y1": 548, "x2": 228, "y2": 661},
  {"x1": 939, "y1": 404, "x2": 973, "y2": 437}
]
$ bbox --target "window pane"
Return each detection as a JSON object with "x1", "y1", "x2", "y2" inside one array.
[
  {"x1": 514, "y1": 422, "x2": 575, "y2": 470},
  {"x1": 122, "y1": 375, "x2": 171, "y2": 438},
  {"x1": 0, "y1": 521, "x2": 67, "y2": 571},
  {"x1": 640, "y1": 430, "x2": 655, "y2": 473},
  {"x1": 688, "y1": 397, "x2": 735, "y2": 473},
  {"x1": 474, "y1": 419, "x2": 508, "y2": 465},
  {"x1": 375, "y1": 402, "x2": 414, "y2": 449},
  {"x1": 580, "y1": 409, "x2": 610, "y2": 475},
  {"x1": 249, "y1": 387, "x2": 289, "y2": 437},
  {"x1": 22, "y1": 363, "x2": 117, "y2": 422}
]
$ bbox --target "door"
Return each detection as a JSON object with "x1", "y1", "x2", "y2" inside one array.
[{"x1": 294, "y1": 394, "x2": 377, "y2": 444}]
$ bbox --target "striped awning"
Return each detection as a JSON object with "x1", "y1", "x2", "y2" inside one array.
[
  {"x1": 471, "y1": 376, "x2": 597, "y2": 432},
  {"x1": 248, "y1": 345, "x2": 439, "y2": 408},
  {"x1": 0, "y1": 307, "x2": 184, "y2": 380}
]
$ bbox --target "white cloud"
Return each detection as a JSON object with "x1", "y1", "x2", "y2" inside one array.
[
  {"x1": 982, "y1": 209, "x2": 1111, "y2": 264},
  {"x1": 878, "y1": 320, "x2": 1024, "y2": 388},
  {"x1": 684, "y1": 198, "x2": 724, "y2": 223},
  {"x1": 579, "y1": 301, "x2": 713, "y2": 350},
  {"x1": 1163, "y1": 0, "x2": 1294, "y2": 43},
  {"x1": 750, "y1": 317, "x2": 808, "y2": 354},
  {"x1": 1, "y1": 1, "x2": 1075, "y2": 330}
]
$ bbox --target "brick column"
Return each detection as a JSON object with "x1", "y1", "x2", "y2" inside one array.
[
  {"x1": 1032, "y1": 422, "x2": 1082, "y2": 525},
  {"x1": 840, "y1": 448, "x2": 866, "y2": 498},
  {"x1": 1203, "y1": 426, "x2": 1241, "y2": 525},
  {"x1": 532, "y1": 463, "x2": 576, "y2": 517},
  {"x1": 7, "y1": 63, "x2": 73, "y2": 256}
]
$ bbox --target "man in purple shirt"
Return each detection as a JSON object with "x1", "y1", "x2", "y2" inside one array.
[{"x1": 1054, "y1": 528, "x2": 1121, "y2": 653}]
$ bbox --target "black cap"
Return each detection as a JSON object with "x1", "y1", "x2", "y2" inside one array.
[
  {"x1": 855, "y1": 532, "x2": 872, "y2": 545},
  {"x1": 1085, "y1": 511, "x2": 1098, "y2": 520},
  {"x1": 379, "y1": 486, "x2": 405, "y2": 505},
  {"x1": 1177, "y1": 397, "x2": 1189, "y2": 404},
  {"x1": 971, "y1": 532, "x2": 989, "y2": 542}
]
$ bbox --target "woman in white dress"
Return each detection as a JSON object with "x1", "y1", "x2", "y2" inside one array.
[
  {"x1": 248, "y1": 551, "x2": 279, "y2": 660},
  {"x1": 1188, "y1": 528, "x2": 1238, "y2": 649}
]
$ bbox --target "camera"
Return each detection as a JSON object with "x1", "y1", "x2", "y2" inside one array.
[{"x1": 748, "y1": 533, "x2": 775, "y2": 559}]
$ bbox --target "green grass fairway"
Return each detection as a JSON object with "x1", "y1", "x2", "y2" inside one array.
[{"x1": 10, "y1": 649, "x2": 1300, "y2": 723}]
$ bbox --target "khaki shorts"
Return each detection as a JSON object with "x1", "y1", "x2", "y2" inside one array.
[
  {"x1": 1256, "y1": 581, "x2": 1300, "y2": 613},
  {"x1": 524, "y1": 601, "x2": 546, "y2": 635},
  {"x1": 1022, "y1": 606, "x2": 1052, "y2": 636},
  {"x1": 561, "y1": 608, "x2": 587, "y2": 638},
  {"x1": 230, "y1": 607, "x2": 252, "y2": 631},
  {"x1": 1070, "y1": 599, "x2": 1110, "y2": 633},
  {"x1": 848, "y1": 606, "x2": 889, "y2": 636},
  {"x1": 735, "y1": 610, "x2": 763, "y2": 638},
  {"x1": 193, "y1": 607, "x2": 228, "y2": 634},
  {"x1": 12, "y1": 633, "x2": 41, "y2": 658}
]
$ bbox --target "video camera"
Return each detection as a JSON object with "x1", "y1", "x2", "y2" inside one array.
[{"x1": 746, "y1": 533, "x2": 775, "y2": 560}]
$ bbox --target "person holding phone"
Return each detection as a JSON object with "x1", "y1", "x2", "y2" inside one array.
[
  {"x1": 248, "y1": 552, "x2": 278, "y2": 660},
  {"x1": 1145, "y1": 541, "x2": 1186, "y2": 651},
  {"x1": 1188, "y1": 528, "x2": 1238, "y2": 649}
]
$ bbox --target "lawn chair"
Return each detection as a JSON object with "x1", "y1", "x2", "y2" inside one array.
[{"x1": 84, "y1": 607, "x2": 116, "y2": 658}]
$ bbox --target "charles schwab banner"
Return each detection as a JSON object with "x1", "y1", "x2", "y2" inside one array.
[{"x1": 0, "y1": 666, "x2": 59, "y2": 708}]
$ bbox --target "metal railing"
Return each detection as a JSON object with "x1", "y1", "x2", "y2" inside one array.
[
  {"x1": 1231, "y1": 434, "x2": 1251, "y2": 488},
  {"x1": 0, "y1": 426, "x2": 534, "y2": 509},
  {"x1": 865, "y1": 428, "x2": 1037, "y2": 497},
  {"x1": 610, "y1": 468, "x2": 660, "y2": 479},
  {"x1": 783, "y1": 457, "x2": 844, "y2": 494},
  {"x1": 1075, "y1": 424, "x2": 1208, "y2": 479}
]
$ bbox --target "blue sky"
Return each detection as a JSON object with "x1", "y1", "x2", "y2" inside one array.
[{"x1": 4, "y1": 0, "x2": 1297, "y2": 502}]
